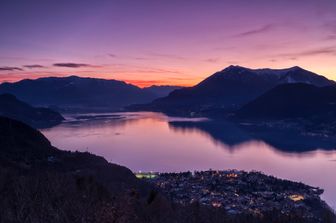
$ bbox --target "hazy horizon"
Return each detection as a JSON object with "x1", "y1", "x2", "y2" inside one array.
[{"x1": 1, "y1": 64, "x2": 331, "y2": 88}]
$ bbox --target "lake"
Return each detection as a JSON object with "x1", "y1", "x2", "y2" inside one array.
[{"x1": 41, "y1": 112, "x2": 336, "y2": 209}]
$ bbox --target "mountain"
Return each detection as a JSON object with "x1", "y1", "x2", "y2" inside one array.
[
  {"x1": 235, "y1": 83, "x2": 336, "y2": 135},
  {"x1": 0, "y1": 116, "x2": 140, "y2": 188},
  {"x1": 236, "y1": 83, "x2": 336, "y2": 120},
  {"x1": 0, "y1": 76, "x2": 158, "y2": 112},
  {"x1": 129, "y1": 66, "x2": 334, "y2": 116},
  {"x1": 0, "y1": 93, "x2": 64, "y2": 128},
  {"x1": 143, "y1": 85, "x2": 182, "y2": 98}
]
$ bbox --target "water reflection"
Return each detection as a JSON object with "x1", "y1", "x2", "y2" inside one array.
[
  {"x1": 169, "y1": 120, "x2": 336, "y2": 152},
  {"x1": 41, "y1": 112, "x2": 336, "y2": 209}
]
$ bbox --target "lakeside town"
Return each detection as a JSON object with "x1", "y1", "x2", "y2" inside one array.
[{"x1": 138, "y1": 170, "x2": 332, "y2": 222}]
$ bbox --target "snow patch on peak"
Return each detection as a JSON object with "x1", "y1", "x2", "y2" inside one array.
[
  {"x1": 222, "y1": 65, "x2": 305, "y2": 77},
  {"x1": 224, "y1": 65, "x2": 249, "y2": 71},
  {"x1": 252, "y1": 68, "x2": 291, "y2": 77},
  {"x1": 288, "y1": 66, "x2": 303, "y2": 71}
]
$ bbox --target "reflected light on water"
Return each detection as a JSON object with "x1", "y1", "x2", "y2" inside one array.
[{"x1": 41, "y1": 112, "x2": 336, "y2": 209}]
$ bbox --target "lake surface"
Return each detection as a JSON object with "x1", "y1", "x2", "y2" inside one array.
[{"x1": 41, "y1": 112, "x2": 336, "y2": 209}]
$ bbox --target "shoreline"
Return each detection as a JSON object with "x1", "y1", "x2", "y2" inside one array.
[{"x1": 137, "y1": 169, "x2": 335, "y2": 219}]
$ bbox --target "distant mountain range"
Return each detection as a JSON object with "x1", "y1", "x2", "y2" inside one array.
[
  {"x1": 143, "y1": 85, "x2": 182, "y2": 98},
  {"x1": 129, "y1": 66, "x2": 334, "y2": 116},
  {"x1": 1, "y1": 66, "x2": 335, "y2": 125},
  {"x1": 0, "y1": 76, "x2": 179, "y2": 112},
  {"x1": 0, "y1": 94, "x2": 64, "y2": 128}
]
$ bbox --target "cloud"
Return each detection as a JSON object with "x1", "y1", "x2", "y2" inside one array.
[
  {"x1": 53, "y1": 63, "x2": 97, "y2": 68},
  {"x1": 149, "y1": 52, "x2": 187, "y2": 60},
  {"x1": 132, "y1": 68, "x2": 184, "y2": 74},
  {"x1": 323, "y1": 20, "x2": 336, "y2": 33},
  {"x1": 298, "y1": 47, "x2": 336, "y2": 56},
  {"x1": 234, "y1": 24, "x2": 275, "y2": 37},
  {"x1": 203, "y1": 58, "x2": 220, "y2": 63},
  {"x1": 325, "y1": 35, "x2": 336, "y2": 40},
  {"x1": 278, "y1": 46, "x2": 336, "y2": 58},
  {"x1": 108, "y1": 54, "x2": 117, "y2": 58},
  {"x1": 322, "y1": 20, "x2": 336, "y2": 40},
  {"x1": 0, "y1": 66, "x2": 23, "y2": 71},
  {"x1": 23, "y1": 64, "x2": 46, "y2": 69},
  {"x1": 133, "y1": 57, "x2": 150, "y2": 60},
  {"x1": 213, "y1": 46, "x2": 236, "y2": 51}
]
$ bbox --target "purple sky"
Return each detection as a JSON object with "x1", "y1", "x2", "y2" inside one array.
[{"x1": 1, "y1": 0, "x2": 336, "y2": 86}]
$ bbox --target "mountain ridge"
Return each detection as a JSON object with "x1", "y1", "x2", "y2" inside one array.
[
  {"x1": 0, "y1": 76, "x2": 179, "y2": 112},
  {"x1": 0, "y1": 93, "x2": 64, "y2": 128},
  {"x1": 128, "y1": 65, "x2": 335, "y2": 116},
  {"x1": 236, "y1": 83, "x2": 336, "y2": 120}
]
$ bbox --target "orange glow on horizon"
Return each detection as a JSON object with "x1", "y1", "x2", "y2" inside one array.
[
  {"x1": 0, "y1": 73, "x2": 197, "y2": 88},
  {"x1": 123, "y1": 79, "x2": 194, "y2": 88},
  {"x1": 0, "y1": 64, "x2": 335, "y2": 88}
]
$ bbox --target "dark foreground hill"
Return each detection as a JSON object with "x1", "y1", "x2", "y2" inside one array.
[
  {"x1": 0, "y1": 116, "x2": 335, "y2": 223},
  {"x1": 129, "y1": 66, "x2": 334, "y2": 116},
  {"x1": 236, "y1": 83, "x2": 336, "y2": 120},
  {"x1": 0, "y1": 116, "x2": 154, "y2": 223},
  {"x1": 235, "y1": 83, "x2": 336, "y2": 134},
  {"x1": 0, "y1": 94, "x2": 64, "y2": 128}
]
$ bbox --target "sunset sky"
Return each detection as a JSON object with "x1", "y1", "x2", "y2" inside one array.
[{"x1": 1, "y1": 0, "x2": 336, "y2": 87}]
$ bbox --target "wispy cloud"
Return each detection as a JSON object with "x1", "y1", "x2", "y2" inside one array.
[
  {"x1": 323, "y1": 20, "x2": 336, "y2": 33},
  {"x1": 325, "y1": 35, "x2": 336, "y2": 40},
  {"x1": 53, "y1": 63, "x2": 98, "y2": 68},
  {"x1": 131, "y1": 68, "x2": 184, "y2": 75},
  {"x1": 149, "y1": 52, "x2": 187, "y2": 60},
  {"x1": 279, "y1": 46, "x2": 336, "y2": 58},
  {"x1": 0, "y1": 66, "x2": 23, "y2": 71},
  {"x1": 203, "y1": 58, "x2": 220, "y2": 63},
  {"x1": 234, "y1": 24, "x2": 275, "y2": 37},
  {"x1": 23, "y1": 64, "x2": 46, "y2": 69},
  {"x1": 133, "y1": 57, "x2": 151, "y2": 61},
  {"x1": 108, "y1": 54, "x2": 117, "y2": 58},
  {"x1": 322, "y1": 20, "x2": 336, "y2": 40},
  {"x1": 299, "y1": 47, "x2": 336, "y2": 56}
]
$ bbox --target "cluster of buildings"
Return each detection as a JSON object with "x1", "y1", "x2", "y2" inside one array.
[{"x1": 145, "y1": 170, "x2": 324, "y2": 217}]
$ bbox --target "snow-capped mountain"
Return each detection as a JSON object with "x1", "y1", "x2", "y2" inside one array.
[
  {"x1": 129, "y1": 65, "x2": 335, "y2": 116},
  {"x1": 199, "y1": 65, "x2": 332, "y2": 87}
]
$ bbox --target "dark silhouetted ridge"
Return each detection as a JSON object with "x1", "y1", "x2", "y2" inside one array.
[
  {"x1": 236, "y1": 83, "x2": 336, "y2": 120},
  {"x1": 0, "y1": 76, "x2": 160, "y2": 112},
  {"x1": 0, "y1": 93, "x2": 64, "y2": 128}
]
